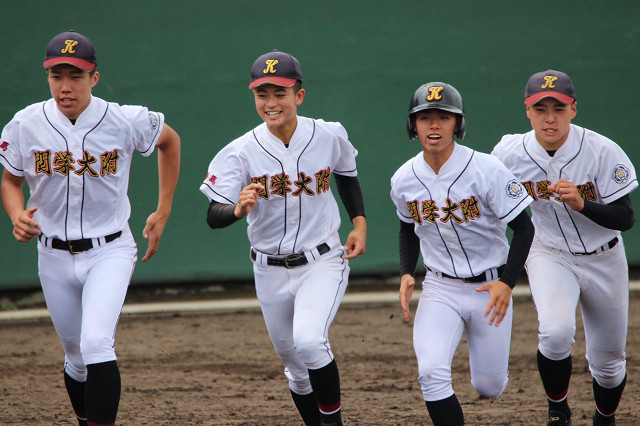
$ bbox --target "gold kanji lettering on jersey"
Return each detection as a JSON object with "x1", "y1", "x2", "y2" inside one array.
[
  {"x1": 293, "y1": 172, "x2": 315, "y2": 196},
  {"x1": 421, "y1": 199, "x2": 440, "y2": 223},
  {"x1": 440, "y1": 198, "x2": 463, "y2": 224},
  {"x1": 406, "y1": 200, "x2": 422, "y2": 225},
  {"x1": 270, "y1": 172, "x2": 292, "y2": 197},
  {"x1": 535, "y1": 180, "x2": 554, "y2": 200},
  {"x1": 100, "y1": 149, "x2": 119, "y2": 176},
  {"x1": 35, "y1": 150, "x2": 52, "y2": 176},
  {"x1": 251, "y1": 175, "x2": 270, "y2": 199},
  {"x1": 75, "y1": 150, "x2": 99, "y2": 177},
  {"x1": 459, "y1": 196, "x2": 480, "y2": 222},
  {"x1": 53, "y1": 151, "x2": 75, "y2": 176},
  {"x1": 577, "y1": 182, "x2": 596, "y2": 201},
  {"x1": 522, "y1": 181, "x2": 537, "y2": 201},
  {"x1": 315, "y1": 167, "x2": 331, "y2": 194}
]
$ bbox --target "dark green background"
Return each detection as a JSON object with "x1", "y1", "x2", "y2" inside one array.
[{"x1": 2, "y1": 1, "x2": 639, "y2": 289}]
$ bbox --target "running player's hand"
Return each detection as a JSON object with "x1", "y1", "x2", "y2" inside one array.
[
  {"x1": 399, "y1": 274, "x2": 416, "y2": 322},
  {"x1": 142, "y1": 210, "x2": 170, "y2": 262},
  {"x1": 344, "y1": 216, "x2": 366, "y2": 259},
  {"x1": 12, "y1": 206, "x2": 41, "y2": 242},
  {"x1": 476, "y1": 280, "x2": 512, "y2": 326},
  {"x1": 549, "y1": 179, "x2": 584, "y2": 211},
  {"x1": 235, "y1": 183, "x2": 264, "y2": 218}
]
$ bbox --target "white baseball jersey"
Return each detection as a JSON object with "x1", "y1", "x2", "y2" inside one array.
[
  {"x1": 0, "y1": 95, "x2": 164, "y2": 241},
  {"x1": 390, "y1": 143, "x2": 533, "y2": 277},
  {"x1": 200, "y1": 116, "x2": 358, "y2": 255},
  {"x1": 492, "y1": 124, "x2": 638, "y2": 253}
]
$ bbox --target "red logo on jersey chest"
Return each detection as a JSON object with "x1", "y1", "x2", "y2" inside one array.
[{"x1": 0, "y1": 141, "x2": 8, "y2": 151}]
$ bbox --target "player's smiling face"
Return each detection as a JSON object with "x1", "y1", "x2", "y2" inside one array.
[
  {"x1": 414, "y1": 109, "x2": 457, "y2": 160},
  {"x1": 47, "y1": 64, "x2": 99, "y2": 121},
  {"x1": 526, "y1": 97, "x2": 577, "y2": 150},
  {"x1": 254, "y1": 84, "x2": 305, "y2": 141}
]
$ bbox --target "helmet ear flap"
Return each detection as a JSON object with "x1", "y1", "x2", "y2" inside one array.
[{"x1": 456, "y1": 116, "x2": 466, "y2": 140}]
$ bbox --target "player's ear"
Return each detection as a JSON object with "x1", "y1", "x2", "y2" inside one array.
[
  {"x1": 90, "y1": 71, "x2": 100, "y2": 88},
  {"x1": 295, "y1": 88, "x2": 305, "y2": 106},
  {"x1": 570, "y1": 102, "x2": 577, "y2": 119}
]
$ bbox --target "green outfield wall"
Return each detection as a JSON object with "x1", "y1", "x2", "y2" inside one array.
[{"x1": 1, "y1": 1, "x2": 639, "y2": 289}]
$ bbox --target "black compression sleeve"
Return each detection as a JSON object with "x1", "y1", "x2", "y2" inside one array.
[
  {"x1": 399, "y1": 220, "x2": 420, "y2": 276},
  {"x1": 334, "y1": 174, "x2": 366, "y2": 220},
  {"x1": 500, "y1": 210, "x2": 535, "y2": 288},
  {"x1": 579, "y1": 194, "x2": 634, "y2": 231},
  {"x1": 206, "y1": 200, "x2": 241, "y2": 229}
]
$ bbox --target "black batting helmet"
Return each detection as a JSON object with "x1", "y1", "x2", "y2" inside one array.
[{"x1": 407, "y1": 82, "x2": 466, "y2": 140}]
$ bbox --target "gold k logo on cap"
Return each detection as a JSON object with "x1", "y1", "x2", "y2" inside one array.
[
  {"x1": 426, "y1": 86, "x2": 444, "y2": 102},
  {"x1": 263, "y1": 59, "x2": 279, "y2": 74},
  {"x1": 61, "y1": 40, "x2": 78, "y2": 54},
  {"x1": 541, "y1": 75, "x2": 558, "y2": 89}
]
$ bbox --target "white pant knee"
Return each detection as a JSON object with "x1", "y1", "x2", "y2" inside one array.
[
  {"x1": 538, "y1": 324, "x2": 576, "y2": 360},
  {"x1": 588, "y1": 349, "x2": 627, "y2": 388},
  {"x1": 60, "y1": 338, "x2": 86, "y2": 382},
  {"x1": 294, "y1": 334, "x2": 332, "y2": 370},
  {"x1": 80, "y1": 334, "x2": 116, "y2": 366},
  {"x1": 471, "y1": 371, "x2": 508, "y2": 398},
  {"x1": 418, "y1": 361, "x2": 454, "y2": 401},
  {"x1": 284, "y1": 367, "x2": 313, "y2": 395}
]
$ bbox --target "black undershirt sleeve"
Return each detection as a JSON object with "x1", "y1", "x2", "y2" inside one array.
[
  {"x1": 500, "y1": 209, "x2": 535, "y2": 288},
  {"x1": 398, "y1": 220, "x2": 421, "y2": 277},
  {"x1": 334, "y1": 174, "x2": 366, "y2": 220},
  {"x1": 206, "y1": 200, "x2": 241, "y2": 229},
  {"x1": 579, "y1": 194, "x2": 634, "y2": 231}
]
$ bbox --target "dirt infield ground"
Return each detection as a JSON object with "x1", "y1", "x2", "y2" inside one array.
[{"x1": 1, "y1": 287, "x2": 638, "y2": 425}]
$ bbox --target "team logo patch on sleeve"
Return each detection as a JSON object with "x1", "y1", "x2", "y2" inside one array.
[
  {"x1": 612, "y1": 164, "x2": 631, "y2": 184},
  {"x1": 505, "y1": 179, "x2": 525, "y2": 199},
  {"x1": 148, "y1": 113, "x2": 159, "y2": 131},
  {"x1": 0, "y1": 141, "x2": 8, "y2": 151},
  {"x1": 207, "y1": 173, "x2": 217, "y2": 185}
]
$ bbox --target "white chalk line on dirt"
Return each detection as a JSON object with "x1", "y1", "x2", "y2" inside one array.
[{"x1": 2, "y1": 282, "x2": 640, "y2": 321}]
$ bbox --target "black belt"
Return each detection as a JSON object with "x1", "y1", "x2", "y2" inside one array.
[
  {"x1": 40, "y1": 231, "x2": 122, "y2": 254},
  {"x1": 427, "y1": 265, "x2": 505, "y2": 283},
  {"x1": 572, "y1": 236, "x2": 618, "y2": 256},
  {"x1": 250, "y1": 243, "x2": 330, "y2": 269}
]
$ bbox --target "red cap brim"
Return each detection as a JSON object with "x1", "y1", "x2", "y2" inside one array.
[
  {"x1": 525, "y1": 91, "x2": 574, "y2": 106},
  {"x1": 249, "y1": 76, "x2": 297, "y2": 89},
  {"x1": 43, "y1": 57, "x2": 96, "y2": 72}
]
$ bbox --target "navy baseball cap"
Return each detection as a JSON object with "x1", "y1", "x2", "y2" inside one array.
[
  {"x1": 249, "y1": 50, "x2": 302, "y2": 89},
  {"x1": 43, "y1": 30, "x2": 97, "y2": 72},
  {"x1": 525, "y1": 69, "x2": 575, "y2": 105}
]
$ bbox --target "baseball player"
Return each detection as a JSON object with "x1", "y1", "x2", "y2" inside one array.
[
  {"x1": 492, "y1": 70, "x2": 637, "y2": 426},
  {"x1": 199, "y1": 50, "x2": 366, "y2": 426},
  {"x1": 390, "y1": 82, "x2": 534, "y2": 426},
  {"x1": 0, "y1": 31, "x2": 180, "y2": 426}
]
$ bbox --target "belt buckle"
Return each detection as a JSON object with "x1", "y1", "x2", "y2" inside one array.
[
  {"x1": 68, "y1": 241, "x2": 82, "y2": 255},
  {"x1": 283, "y1": 253, "x2": 305, "y2": 269}
]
